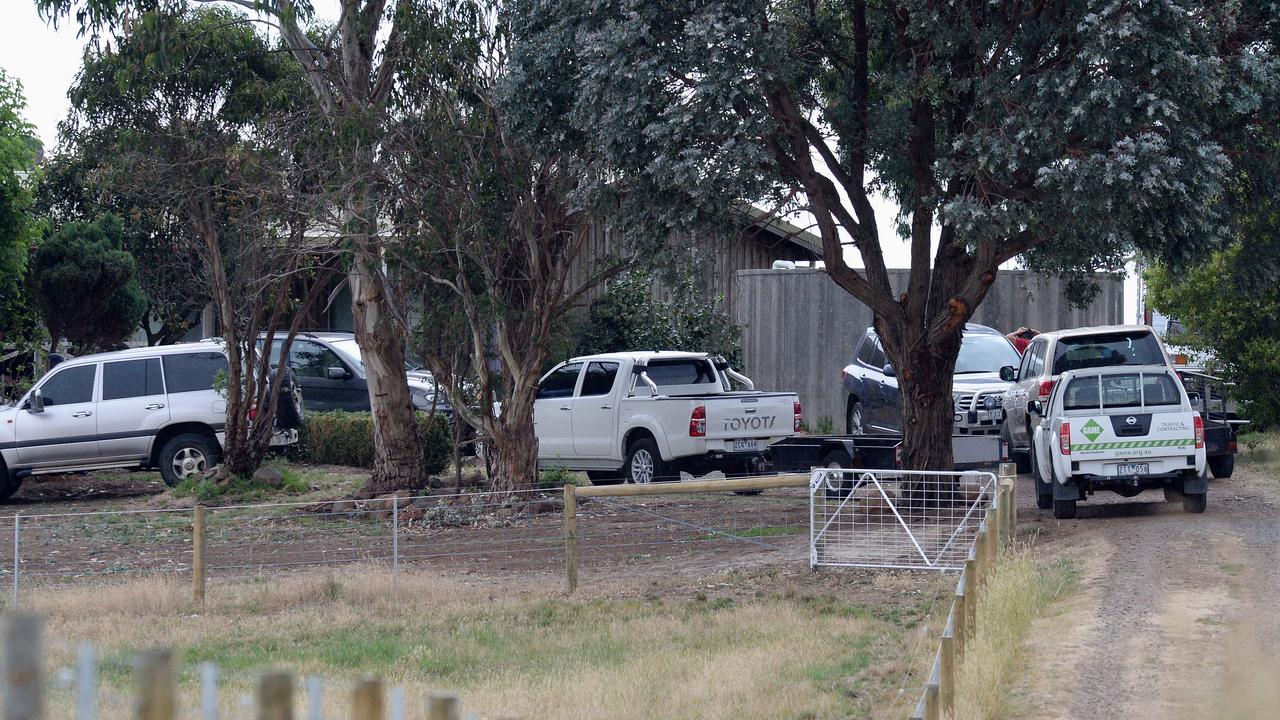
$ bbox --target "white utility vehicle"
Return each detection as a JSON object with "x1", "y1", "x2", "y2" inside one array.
[
  {"x1": 1029, "y1": 365, "x2": 1207, "y2": 519},
  {"x1": 533, "y1": 352, "x2": 800, "y2": 484}
]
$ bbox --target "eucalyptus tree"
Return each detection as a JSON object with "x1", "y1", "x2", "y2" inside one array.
[
  {"x1": 508, "y1": 0, "x2": 1269, "y2": 469},
  {"x1": 0, "y1": 69, "x2": 40, "y2": 351},
  {"x1": 39, "y1": 0, "x2": 431, "y2": 489}
]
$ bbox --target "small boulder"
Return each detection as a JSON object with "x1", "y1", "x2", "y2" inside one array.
[
  {"x1": 330, "y1": 499, "x2": 357, "y2": 514},
  {"x1": 520, "y1": 499, "x2": 562, "y2": 515},
  {"x1": 252, "y1": 466, "x2": 285, "y2": 489}
]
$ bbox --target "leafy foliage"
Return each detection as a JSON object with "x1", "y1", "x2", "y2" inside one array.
[
  {"x1": 572, "y1": 265, "x2": 743, "y2": 368},
  {"x1": 301, "y1": 411, "x2": 451, "y2": 477},
  {"x1": 0, "y1": 68, "x2": 40, "y2": 346},
  {"x1": 28, "y1": 213, "x2": 146, "y2": 351}
]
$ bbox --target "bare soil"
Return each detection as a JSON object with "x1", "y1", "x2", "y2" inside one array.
[{"x1": 1007, "y1": 462, "x2": 1280, "y2": 719}]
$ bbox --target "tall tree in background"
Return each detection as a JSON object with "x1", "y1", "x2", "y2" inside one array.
[
  {"x1": 28, "y1": 214, "x2": 146, "y2": 351},
  {"x1": 39, "y1": 0, "x2": 429, "y2": 490},
  {"x1": 0, "y1": 69, "x2": 41, "y2": 351},
  {"x1": 510, "y1": 0, "x2": 1268, "y2": 469},
  {"x1": 394, "y1": 0, "x2": 627, "y2": 491}
]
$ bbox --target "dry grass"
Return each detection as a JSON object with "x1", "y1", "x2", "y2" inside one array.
[
  {"x1": 953, "y1": 546, "x2": 1077, "y2": 719},
  {"x1": 31, "y1": 566, "x2": 941, "y2": 720}
]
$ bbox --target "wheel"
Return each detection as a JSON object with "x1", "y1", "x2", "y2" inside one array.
[
  {"x1": 624, "y1": 438, "x2": 666, "y2": 484},
  {"x1": 1052, "y1": 498, "x2": 1077, "y2": 520},
  {"x1": 158, "y1": 432, "x2": 221, "y2": 488},
  {"x1": 846, "y1": 400, "x2": 865, "y2": 435},
  {"x1": 1208, "y1": 454, "x2": 1234, "y2": 479},
  {"x1": 0, "y1": 462, "x2": 20, "y2": 502},
  {"x1": 820, "y1": 449, "x2": 854, "y2": 499},
  {"x1": 1182, "y1": 492, "x2": 1207, "y2": 514},
  {"x1": 586, "y1": 470, "x2": 624, "y2": 486},
  {"x1": 1029, "y1": 444, "x2": 1052, "y2": 510},
  {"x1": 273, "y1": 367, "x2": 304, "y2": 430}
]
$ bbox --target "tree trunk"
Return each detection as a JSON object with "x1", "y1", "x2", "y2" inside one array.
[
  {"x1": 491, "y1": 399, "x2": 539, "y2": 492},
  {"x1": 882, "y1": 325, "x2": 964, "y2": 471},
  {"x1": 349, "y1": 251, "x2": 425, "y2": 493}
]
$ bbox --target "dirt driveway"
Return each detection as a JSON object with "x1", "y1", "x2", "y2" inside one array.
[{"x1": 1009, "y1": 462, "x2": 1280, "y2": 719}]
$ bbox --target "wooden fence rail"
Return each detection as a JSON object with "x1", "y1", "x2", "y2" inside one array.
[
  {"x1": 0, "y1": 614, "x2": 468, "y2": 720},
  {"x1": 909, "y1": 462, "x2": 1017, "y2": 720}
]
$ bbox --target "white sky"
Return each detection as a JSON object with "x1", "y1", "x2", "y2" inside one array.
[{"x1": 0, "y1": 1, "x2": 1137, "y2": 323}]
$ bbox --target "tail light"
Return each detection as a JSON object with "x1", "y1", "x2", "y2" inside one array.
[
  {"x1": 793, "y1": 401, "x2": 803, "y2": 432},
  {"x1": 1059, "y1": 422, "x2": 1071, "y2": 455},
  {"x1": 1228, "y1": 440, "x2": 1238, "y2": 453},
  {"x1": 1038, "y1": 380, "x2": 1055, "y2": 399},
  {"x1": 1194, "y1": 414, "x2": 1204, "y2": 449},
  {"x1": 689, "y1": 405, "x2": 706, "y2": 437}
]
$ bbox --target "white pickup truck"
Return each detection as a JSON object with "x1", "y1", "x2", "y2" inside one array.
[
  {"x1": 1029, "y1": 365, "x2": 1207, "y2": 519},
  {"x1": 533, "y1": 352, "x2": 800, "y2": 484}
]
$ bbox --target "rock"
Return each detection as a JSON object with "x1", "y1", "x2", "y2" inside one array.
[
  {"x1": 412, "y1": 496, "x2": 440, "y2": 509},
  {"x1": 520, "y1": 499, "x2": 561, "y2": 515},
  {"x1": 400, "y1": 506, "x2": 426, "y2": 522},
  {"x1": 331, "y1": 499, "x2": 356, "y2": 514},
  {"x1": 427, "y1": 475, "x2": 448, "y2": 489},
  {"x1": 463, "y1": 470, "x2": 486, "y2": 487},
  {"x1": 351, "y1": 488, "x2": 377, "y2": 500},
  {"x1": 253, "y1": 466, "x2": 285, "y2": 489}
]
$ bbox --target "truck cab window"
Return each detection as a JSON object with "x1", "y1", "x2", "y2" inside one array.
[
  {"x1": 538, "y1": 363, "x2": 582, "y2": 399},
  {"x1": 579, "y1": 362, "x2": 619, "y2": 397}
]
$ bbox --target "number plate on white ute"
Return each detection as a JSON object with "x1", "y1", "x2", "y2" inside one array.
[
  {"x1": 731, "y1": 439, "x2": 760, "y2": 452},
  {"x1": 1114, "y1": 463, "x2": 1150, "y2": 476}
]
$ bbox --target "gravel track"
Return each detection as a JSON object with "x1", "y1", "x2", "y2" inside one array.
[{"x1": 1010, "y1": 463, "x2": 1280, "y2": 719}]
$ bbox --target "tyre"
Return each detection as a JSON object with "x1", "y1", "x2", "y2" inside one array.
[
  {"x1": 1182, "y1": 492, "x2": 1207, "y2": 514},
  {"x1": 586, "y1": 470, "x2": 624, "y2": 486},
  {"x1": 273, "y1": 367, "x2": 304, "y2": 430},
  {"x1": 1052, "y1": 498, "x2": 1077, "y2": 520},
  {"x1": 158, "y1": 432, "x2": 222, "y2": 488},
  {"x1": 1029, "y1": 445, "x2": 1052, "y2": 510},
  {"x1": 820, "y1": 449, "x2": 854, "y2": 499},
  {"x1": 0, "y1": 461, "x2": 19, "y2": 502},
  {"x1": 624, "y1": 438, "x2": 666, "y2": 484},
  {"x1": 1208, "y1": 454, "x2": 1234, "y2": 479},
  {"x1": 846, "y1": 400, "x2": 865, "y2": 435}
]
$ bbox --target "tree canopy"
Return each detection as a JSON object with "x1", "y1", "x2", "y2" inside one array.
[{"x1": 0, "y1": 69, "x2": 40, "y2": 345}]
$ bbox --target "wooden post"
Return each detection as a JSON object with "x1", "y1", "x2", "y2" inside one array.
[
  {"x1": 964, "y1": 556, "x2": 978, "y2": 639},
  {"x1": 258, "y1": 672, "x2": 293, "y2": 720},
  {"x1": 563, "y1": 484, "x2": 578, "y2": 594},
  {"x1": 939, "y1": 631, "x2": 955, "y2": 716},
  {"x1": 134, "y1": 650, "x2": 176, "y2": 720},
  {"x1": 953, "y1": 583, "x2": 967, "y2": 658},
  {"x1": 426, "y1": 694, "x2": 460, "y2": 720},
  {"x1": 923, "y1": 684, "x2": 940, "y2": 720},
  {"x1": 351, "y1": 676, "x2": 383, "y2": 720},
  {"x1": 973, "y1": 527, "x2": 987, "y2": 589},
  {"x1": 193, "y1": 505, "x2": 206, "y2": 605},
  {"x1": 2, "y1": 613, "x2": 43, "y2": 720}
]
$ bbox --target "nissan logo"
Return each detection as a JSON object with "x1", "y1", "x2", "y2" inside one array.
[{"x1": 1125, "y1": 416, "x2": 1137, "y2": 425}]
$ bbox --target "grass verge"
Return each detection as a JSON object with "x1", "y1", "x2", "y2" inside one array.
[{"x1": 953, "y1": 546, "x2": 1078, "y2": 719}]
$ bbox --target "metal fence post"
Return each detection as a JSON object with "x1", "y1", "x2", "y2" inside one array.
[
  {"x1": 11, "y1": 513, "x2": 19, "y2": 609},
  {"x1": 391, "y1": 501, "x2": 399, "y2": 583},
  {"x1": 193, "y1": 506, "x2": 206, "y2": 605},
  {"x1": 2, "y1": 613, "x2": 43, "y2": 720},
  {"x1": 77, "y1": 643, "x2": 97, "y2": 720},
  {"x1": 200, "y1": 663, "x2": 219, "y2": 720},
  {"x1": 563, "y1": 484, "x2": 578, "y2": 594}
]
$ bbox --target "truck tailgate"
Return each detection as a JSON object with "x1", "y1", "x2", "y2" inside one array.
[{"x1": 704, "y1": 393, "x2": 796, "y2": 440}]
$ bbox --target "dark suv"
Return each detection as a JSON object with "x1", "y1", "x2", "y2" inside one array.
[{"x1": 840, "y1": 323, "x2": 1022, "y2": 435}]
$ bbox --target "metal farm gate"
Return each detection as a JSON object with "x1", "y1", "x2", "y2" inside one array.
[{"x1": 809, "y1": 469, "x2": 997, "y2": 571}]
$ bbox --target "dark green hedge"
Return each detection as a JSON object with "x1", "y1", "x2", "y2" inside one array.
[{"x1": 300, "y1": 411, "x2": 451, "y2": 475}]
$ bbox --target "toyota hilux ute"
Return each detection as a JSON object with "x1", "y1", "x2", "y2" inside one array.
[
  {"x1": 533, "y1": 352, "x2": 799, "y2": 484},
  {"x1": 1029, "y1": 365, "x2": 1207, "y2": 520}
]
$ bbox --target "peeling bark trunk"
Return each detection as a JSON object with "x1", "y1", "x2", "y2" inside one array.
[{"x1": 887, "y1": 328, "x2": 963, "y2": 471}]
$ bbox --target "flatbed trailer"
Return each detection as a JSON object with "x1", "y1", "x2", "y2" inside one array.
[
  {"x1": 1177, "y1": 369, "x2": 1242, "y2": 478},
  {"x1": 770, "y1": 433, "x2": 1002, "y2": 474}
]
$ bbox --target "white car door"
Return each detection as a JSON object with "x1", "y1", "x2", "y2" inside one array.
[
  {"x1": 14, "y1": 363, "x2": 101, "y2": 468},
  {"x1": 97, "y1": 357, "x2": 171, "y2": 462},
  {"x1": 534, "y1": 362, "x2": 583, "y2": 460},
  {"x1": 571, "y1": 361, "x2": 621, "y2": 458}
]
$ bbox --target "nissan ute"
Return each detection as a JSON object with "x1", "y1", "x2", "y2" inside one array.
[{"x1": 1028, "y1": 365, "x2": 1207, "y2": 519}]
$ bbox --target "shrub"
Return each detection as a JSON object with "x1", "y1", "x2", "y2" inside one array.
[
  {"x1": 538, "y1": 466, "x2": 576, "y2": 489},
  {"x1": 301, "y1": 411, "x2": 451, "y2": 475}
]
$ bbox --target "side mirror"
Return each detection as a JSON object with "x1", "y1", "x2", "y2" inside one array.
[
  {"x1": 326, "y1": 366, "x2": 350, "y2": 380},
  {"x1": 882, "y1": 363, "x2": 896, "y2": 377},
  {"x1": 999, "y1": 365, "x2": 1017, "y2": 382},
  {"x1": 1026, "y1": 399, "x2": 1043, "y2": 416},
  {"x1": 27, "y1": 390, "x2": 44, "y2": 414}
]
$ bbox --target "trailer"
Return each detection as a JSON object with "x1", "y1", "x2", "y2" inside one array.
[
  {"x1": 770, "y1": 433, "x2": 1002, "y2": 473},
  {"x1": 1177, "y1": 369, "x2": 1244, "y2": 478}
]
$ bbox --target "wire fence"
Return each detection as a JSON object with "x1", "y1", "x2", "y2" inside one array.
[{"x1": 0, "y1": 479, "x2": 818, "y2": 604}]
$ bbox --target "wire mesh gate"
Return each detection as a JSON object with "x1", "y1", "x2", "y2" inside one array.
[{"x1": 809, "y1": 468, "x2": 997, "y2": 571}]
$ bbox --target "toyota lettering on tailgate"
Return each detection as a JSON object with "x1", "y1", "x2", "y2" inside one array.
[{"x1": 723, "y1": 415, "x2": 777, "y2": 432}]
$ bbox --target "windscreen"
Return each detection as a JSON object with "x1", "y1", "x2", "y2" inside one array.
[
  {"x1": 1052, "y1": 331, "x2": 1164, "y2": 374},
  {"x1": 644, "y1": 359, "x2": 719, "y2": 386},
  {"x1": 954, "y1": 332, "x2": 1022, "y2": 374},
  {"x1": 1062, "y1": 373, "x2": 1182, "y2": 410}
]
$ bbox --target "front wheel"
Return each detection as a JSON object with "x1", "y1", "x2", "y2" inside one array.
[
  {"x1": 0, "y1": 464, "x2": 20, "y2": 502},
  {"x1": 624, "y1": 438, "x2": 666, "y2": 484},
  {"x1": 158, "y1": 432, "x2": 221, "y2": 488},
  {"x1": 1208, "y1": 454, "x2": 1234, "y2": 479}
]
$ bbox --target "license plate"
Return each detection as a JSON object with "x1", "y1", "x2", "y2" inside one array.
[
  {"x1": 731, "y1": 439, "x2": 760, "y2": 452},
  {"x1": 1114, "y1": 463, "x2": 1150, "y2": 476}
]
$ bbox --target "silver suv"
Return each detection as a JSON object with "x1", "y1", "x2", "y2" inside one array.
[{"x1": 0, "y1": 343, "x2": 301, "y2": 500}]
